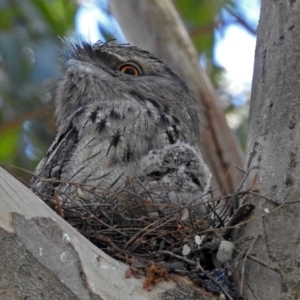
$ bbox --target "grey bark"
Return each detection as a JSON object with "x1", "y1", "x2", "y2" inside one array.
[
  {"x1": 236, "y1": 1, "x2": 300, "y2": 299},
  {"x1": 0, "y1": 166, "x2": 218, "y2": 300},
  {"x1": 109, "y1": 0, "x2": 244, "y2": 194}
]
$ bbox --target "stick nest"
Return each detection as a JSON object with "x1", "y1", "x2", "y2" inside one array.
[{"x1": 36, "y1": 177, "x2": 255, "y2": 299}]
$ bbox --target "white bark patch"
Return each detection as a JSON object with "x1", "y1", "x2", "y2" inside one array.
[
  {"x1": 182, "y1": 244, "x2": 191, "y2": 256},
  {"x1": 77, "y1": 187, "x2": 88, "y2": 201},
  {"x1": 180, "y1": 208, "x2": 189, "y2": 220},
  {"x1": 215, "y1": 240, "x2": 235, "y2": 266},
  {"x1": 60, "y1": 252, "x2": 67, "y2": 262},
  {"x1": 195, "y1": 235, "x2": 204, "y2": 246},
  {"x1": 100, "y1": 264, "x2": 116, "y2": 270},
  {"x1": 62, "y1": 233, "x2": 71, "y2": 243}
]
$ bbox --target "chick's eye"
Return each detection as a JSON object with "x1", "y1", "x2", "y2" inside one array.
[{"x1": 119, "y1": 64, "x2": 140, "y2": 76}]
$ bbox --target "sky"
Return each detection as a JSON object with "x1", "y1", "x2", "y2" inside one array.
[{"x1": 215, "y1": 1, "x2": 260, "y2": 105}]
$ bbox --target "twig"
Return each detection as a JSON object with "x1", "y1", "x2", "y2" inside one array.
[
  {"x1": 235, "y1": 165, "x2": 245, "y2": 174},
  {"x1": 233, "y1": 236, "x2": 255, "y2": 245},
  {"x1": 124, "y1": 218, "x2": 175, "y2": 250},
  {"x1": 247, "y1": 281, "x2": 261, "y2": 300},
  {"x1": 157, "y1": 250, "x2": 197, "y2": 266},
  {"x1": 247, "y1": 191, "x2": 272, "y2": 201},
  {"x1": 247, "y1": 142, "x2": 258, "y2": 170},
  {"x1": 236, "y1": 166, "x2": 259, "y2": 193},
  {"x1": 158, "y1": 251, "x2": 233, "y2": 300},
  {"x1": 235, "y1": 248, "x2": 283, "y2": 276},
  {"x1": 240, "y1": 235, "x2": 259, "y2": 295},
  {"x1": 223, "y1": 203, "x2": 255, "y2": 238},
  {"x1": 54, "y1": 192, "x2": 64, "y2": 218}
]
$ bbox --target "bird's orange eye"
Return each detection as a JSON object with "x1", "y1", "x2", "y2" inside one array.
[{"x1": 119, "y1": 64, "x2": 140, "y2": 76}]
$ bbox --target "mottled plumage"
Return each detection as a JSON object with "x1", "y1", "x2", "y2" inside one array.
[{"x1": 31, "y1": 41, "x2": 211, "y2": 214}]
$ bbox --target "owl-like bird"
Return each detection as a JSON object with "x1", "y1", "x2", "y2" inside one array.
[{"x1": 31, "y1": 41, "x2": 211, "y2": 215}]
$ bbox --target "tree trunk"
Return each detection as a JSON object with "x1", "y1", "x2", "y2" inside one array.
[
  {"x1": 236, "y1": 1, "x2": 300, "y2": 299},
  {"x1": 109, "y1": 0, "x2": 244, "y2": 195},
  {"x1": 0, "y1": 166, "x2": 219, "y2": 300}
]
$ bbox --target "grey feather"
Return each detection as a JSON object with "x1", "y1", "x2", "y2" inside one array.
[{"x1": 30, "y1": 41, "x2": 211, "y2": 215}]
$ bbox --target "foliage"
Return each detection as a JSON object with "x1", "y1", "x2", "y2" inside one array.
[{"x1": 0, "y1": 0, "x2": 76, "y2": 180}]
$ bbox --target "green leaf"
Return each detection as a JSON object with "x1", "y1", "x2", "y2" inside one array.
[
  {"x1": 29, "y1": 0, "x2": 77, "y2": 36},
  {"x1": 175, "y1": 0, "x2": 224, "y2": 56},
  {"x1": 0, "y1": 6, "x2": 19, "y2": 30},
  {"x1": 0, "y1": 127, "x2": 20, "y2": 163}
]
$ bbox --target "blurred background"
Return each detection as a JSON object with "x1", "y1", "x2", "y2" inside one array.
[{"x1": 0, "y1": 0, "x2": 260, "y2": 182}]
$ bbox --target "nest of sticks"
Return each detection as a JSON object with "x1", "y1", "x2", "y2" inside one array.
[{"x1": 35, "y1": 175, "x2": 256, "y2": 300}]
